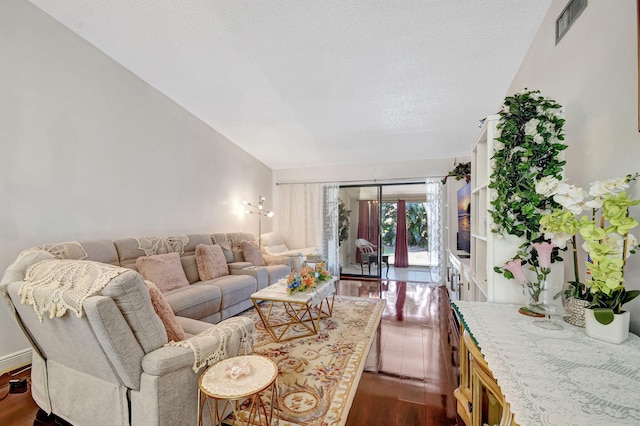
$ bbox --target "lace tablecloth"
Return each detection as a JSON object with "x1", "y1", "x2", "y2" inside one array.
[{"x1": 452, "y1": 301, "x2": 640, "y2": 426}]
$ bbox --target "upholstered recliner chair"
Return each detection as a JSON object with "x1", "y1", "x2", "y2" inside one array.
[
  {"x1": 0, "y1": 247, "x2": 254, "y2": 426},
  {"x1": 260, "y1": 232, "x2": 320, "y2": 271}
]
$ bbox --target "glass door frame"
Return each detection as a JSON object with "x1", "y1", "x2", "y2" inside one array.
[
  {"x1": 339, "y1": 181, "x2": 426, "y2": 280},
  {"x1": 340, "y1": 184, "x2": 383, "y2": 279}
]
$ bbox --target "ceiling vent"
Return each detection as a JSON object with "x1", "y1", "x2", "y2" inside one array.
[{"x1": 556, "y1": 0, "x2": 587, "y2": 44}]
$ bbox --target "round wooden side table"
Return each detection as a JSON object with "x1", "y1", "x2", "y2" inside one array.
[{"x1": 198, "y1": 355, "x2": 278, "y2": 426}]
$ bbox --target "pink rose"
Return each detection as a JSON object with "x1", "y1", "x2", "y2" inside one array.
[
  {"x1": 532, "y1": 242, "x2": 556, "y2": 270},
  {"x1": 504, "y1": 259, "x2": 529, "y2": 285}
]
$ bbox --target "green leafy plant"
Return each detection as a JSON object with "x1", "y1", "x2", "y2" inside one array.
[
  {"x1": 490, "y1": 89, "x2": 567, "y2": 240},
  {"x1": 381, "y1": 202, "x2": 428, "y2": 250},
  {"x1": 441, "y1": 162, "x2": 471, "y2": 185},
  {"x1": 338, "y1": 199, "x2": 351, "y2": 247},
  {"x1": 539, "y1": 173, "x2": 640, "y2": 324},
  {"x1": 490, "y1": 89, "x2": 568, "y2": 284}
]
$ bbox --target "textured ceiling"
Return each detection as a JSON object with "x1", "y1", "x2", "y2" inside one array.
[{"x1": 28, "y1": 0, "x2": 552, "y2": 170}]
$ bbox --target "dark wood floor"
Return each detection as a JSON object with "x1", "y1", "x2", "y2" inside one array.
[
  {"x1": 0, "y1": 279, "x2": 458, "y2": 426},
  {"x1": 338, "y1": 280, "x2": 459, "y2": 426}
]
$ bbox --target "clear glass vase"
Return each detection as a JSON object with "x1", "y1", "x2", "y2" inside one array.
[{"x1": 525, "y1": 280, "x2": 567, "y2": 329}]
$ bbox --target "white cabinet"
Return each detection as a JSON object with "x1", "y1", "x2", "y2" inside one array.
[
  {"x1": 444, "y1": 177, "x2": 473, "y2": 301},
  {"x1": 470, "y1": 115, "x2": 525, "y2": 304}
]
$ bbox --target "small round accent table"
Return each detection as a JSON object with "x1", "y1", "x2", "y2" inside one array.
[{"x1": 198, "y1": 355, "x2": 278, "y2": 426}]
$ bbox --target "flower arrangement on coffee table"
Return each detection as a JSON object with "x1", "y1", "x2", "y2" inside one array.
[{"x1": 286, "y1": 262, "x2": 332, "y2": 294}]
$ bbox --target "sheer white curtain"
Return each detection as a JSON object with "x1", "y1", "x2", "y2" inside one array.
[
  {"x1": 276, "y1": 183, "x2": 339, "y2": 275},
  {"x1": 425, "y1": 178, "x2": 445, "y2": 285}
]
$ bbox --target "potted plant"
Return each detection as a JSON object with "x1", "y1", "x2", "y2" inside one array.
[
  {"x1": 490, "y1": 89, "x2": 568, "y2": 302},
  {"x1": 538, "y1": 173, "x2": 640, "y2": 343}
]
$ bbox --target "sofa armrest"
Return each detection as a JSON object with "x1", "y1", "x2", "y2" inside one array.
[
  {"x1": 142, "y1": 316, "x2": 254, "y2": 375},
  {"x1": 228, "y1": 261, "x2": 253, "y2": 271},
  {"x1": 272, "y1": 251, "x2": 303, "y2": 258},
  {"x1": 262, "y1": 254, "x2": 294, "y2": 267},
  {"x1": 230, "y1": 266, "x2": 268, "y2": 289},
  {"x1": 141, "y1": 345, "x2": 196, "y2": 376},
  {"x1": 175, "y1": 316, "x2": 213, "y2": 337}
]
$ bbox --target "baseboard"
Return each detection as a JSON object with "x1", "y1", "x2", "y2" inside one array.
[{"x1": 0, "y1": 348, "x2": 32, "y2": 375}]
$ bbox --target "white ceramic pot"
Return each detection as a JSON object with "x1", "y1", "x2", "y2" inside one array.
[{"x1": 584, "y1": 309, "x2": 630, "y2": 344}]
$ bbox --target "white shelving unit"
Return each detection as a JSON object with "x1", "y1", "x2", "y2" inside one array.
[
  {"x1": 470, "y1": 115, "x2": 526, "y2": 304},
  {"x1": 444, "y1": 178, "x2": 472, "y2": 301}
]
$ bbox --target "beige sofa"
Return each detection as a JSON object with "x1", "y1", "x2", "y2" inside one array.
[
  {"x1": 260, "y1": 231, "x2": 320, "y2": 271},
  {"x1": 0, "y1": 232, "x2": 291, "y2": 426}
]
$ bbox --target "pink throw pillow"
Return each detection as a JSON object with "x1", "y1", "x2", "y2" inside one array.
[
  {"x1": 145, "y1": 280, "x2": 186, "y2": 342},
  {"x1": 195, "y1": 244, "x2": 229, "y2": 281},
  {"x1": 135, "y1": 252, "x2": 189, "y2": 292},
  {"x1": 240, "y1": 240, "x2": 265, "y2": 266}
]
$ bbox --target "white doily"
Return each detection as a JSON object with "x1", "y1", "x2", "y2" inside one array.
[
  {"x1": 37, "y1": 241, "x2": 88, "y2": 260},
  {"x1": 453, "y1": 301, "x2": 640, "y2": 426},
  {"x1": 168, "y1": 316, "x2": 254, "y2": 372},
  {"x1": 20, "y1": 259, "x2": 128, "y2": 321},
  {"x1": 134, "y1": 235, "x2": 189, "y2": 256}
]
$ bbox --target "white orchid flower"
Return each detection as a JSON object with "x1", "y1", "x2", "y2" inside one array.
[
  {"x1": 553, "y1": 184, "x2": 585, "y2": 214},
  {"x1": 543, "y1": 230, "x2": 571, "y2": 248},
  {"x1": 589, "y1": 177, "x2": 629, "y2": 197}
]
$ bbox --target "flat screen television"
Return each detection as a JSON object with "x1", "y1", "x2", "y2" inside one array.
[{"x1": 457, "y1": 183, "x2": 471, "y2": 254}]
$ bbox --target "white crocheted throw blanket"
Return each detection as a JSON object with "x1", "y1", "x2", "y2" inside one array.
[
  {"x1": 19, "y1": 259, "x2": 128, "y2": 321},
  {"x1": 168, "y1": 317, "x2": 254, "y2": 372}
]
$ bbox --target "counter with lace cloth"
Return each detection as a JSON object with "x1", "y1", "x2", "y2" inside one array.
[{"x1": 452, "y1": 301, "x2": 640, "y2": 426}]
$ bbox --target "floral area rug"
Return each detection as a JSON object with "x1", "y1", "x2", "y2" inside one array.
[{"x1": 226, "y1": 295, "x2": 385, "y2": 426}]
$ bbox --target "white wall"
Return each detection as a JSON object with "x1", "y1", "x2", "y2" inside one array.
[
  {"x1": 508, "y1": 0, "x2": 640, "y2": 334},
  {"x1": 0, "y1": 0, "x2": 273, "y2": 370}
]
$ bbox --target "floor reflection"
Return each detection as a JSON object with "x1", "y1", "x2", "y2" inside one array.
[{"x1": 336, "y1": 279, "x2": 459, "y2": 426}]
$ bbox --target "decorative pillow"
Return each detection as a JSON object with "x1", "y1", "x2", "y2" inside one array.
[
  {"x1": 195, "y1": 244, "x2": 229, "y2": 281},
  {"x1": 239, "y1": 240, "x2": 265, "y2": 266},
  {"x1": 265, "y1": 243, "x2": 288, "y2": 254},
  {"x1": 145, "y1": 280, "x2": 186, "y2": 342},
  {"x1": 135, "y1": 252, "x2": 189, "y2": 292}
]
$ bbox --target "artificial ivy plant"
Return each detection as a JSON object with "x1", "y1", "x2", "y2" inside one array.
[
  {"x1": 490, "y1": 89, "x2": 568, "y2": 274},
  {"x1": 441, "y1": 162, "x2": 471, "y2": 185}
]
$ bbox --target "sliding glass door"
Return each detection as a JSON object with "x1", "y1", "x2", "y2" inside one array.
[
  {"x1": 339, "y1": 183, "x2": 429, "y2": 280},
  {"x1": 339, "y1": 185, "x2": 382, "y2": 278}
]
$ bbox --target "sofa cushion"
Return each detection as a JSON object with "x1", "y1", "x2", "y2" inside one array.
[
  {"x1": 163, "y1": 284, "x2": 223, "y2": 322},
  {"x1": 145, "y1": 281, "x2": 186, "y2": 342},
  {"x1": 195, "y1": 244, "x2": 229, "y2": 281},
  {"x1": 260, "y1": 232, "x2": 286, "y2": 248},
  {"x1": 136, "y1": 252, "x2": 189, "y2": 293},
  {"x1": 204, "y1": 274, "x2": 257, "y2": 309},
  {"x1": 226, "y1": 232, "x2": 256, "y2": 262},
  {"x1": 240, "y1": 240, "x2": 265, "y2": 267}
]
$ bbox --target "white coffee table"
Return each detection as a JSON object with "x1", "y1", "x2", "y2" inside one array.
[{"x1": 251, "y1": 277, "x2": 337, "y2": 342}]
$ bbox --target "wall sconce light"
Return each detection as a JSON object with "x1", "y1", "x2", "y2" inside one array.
[{"x1": 243, "y1": 195, "x2": 274, "y2": 248}]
